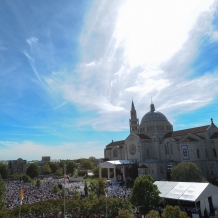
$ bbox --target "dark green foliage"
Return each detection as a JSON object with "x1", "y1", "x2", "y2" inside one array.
[
  {"x1": 66, "y1": 161, "x2": 77, "y2": 175},
  {"x1": 84, "y1": 181, "x2": 88, "y2": 196},
  {"x1": 162, "y1": 205, "x2": 189, "y2": 218},
  {"x1": 72, "y1": 190, "x2": 80, "y2": 200},
  {"x1": 42, "y1": 164, "x2": 51, "y2": 174},
  {"x1": 22, "y1": 174, "x2": 32, "y2": 183},
  {"x1": 0, "y1": 164, "x2": 9, "y2": 179},
  {"x1": 36, "y1": 178, "x2": 42, "y2": 187},
  {"x1": 171, "y1": 162, "x2": 202, "y2": 182},
  {"x1": 26, "y1": 163, "x2": 40, "y2": 179},
  {"x1": 115, "y1": 209, "x2": 134, "y2": 218},
  {"x1": 78, "y1": 169, "x2": 87, "y2": 177},
  {"x1": 55, "y1": 167, "x2": 63, "y2": 176},
  {"x1": 52, "y1": 184, "x2": 60, "y2": 194},
  {"x1": 146, "y1": 210, "x2": 161, "y2": 218},
  {"x1": 127, "y1": 164, "x2": 138, "y2": 179},
  {"x1": 88, "y1": 178, "x2": 105, "y2": 198},
  {"x1": 80, "y1": 158, "x2": 94, "y2": 169},
  {"x1": 8, "y1": 197, "x2": 132, "y2": 218},
  {"x1": 130, "y1": 175, "x2": 161, "y2": 215},
  {"x1": 0, "y1": 175, "x2": 6, "y2": 210},
  {"x1": 48, "y1": 162, "x2": 58, "y2": 174}
]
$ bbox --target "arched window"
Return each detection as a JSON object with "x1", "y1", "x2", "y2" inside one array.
[
  {"x1": 147, "y1": 148, "x2": 150, "y2": 157},
  {"x1": 197, "y1": 149, "x2": 200, "y2": 158},
  {"x1": 167, "y1": 142, "x2": 170, "y2": 154},
  {"x1": 113, "y1": 149, "x2": 118, "y2": 157},
  {"x1": 170, "y1": 144, "x2": 173, "y2": 155},
  {"x1": 213, "y1": 148, "x2": 217, "y2": 158},
  {"x1": 165, "y1": 144, "x2": 167, "y2": 154}
]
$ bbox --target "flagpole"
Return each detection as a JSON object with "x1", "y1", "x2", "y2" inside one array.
[
  {"x1": 64, "y1": 164, "x2": 66, "y2": 218},
  {"x1": 19, "y1": 203, "x2": 21, "y2": 218},
  {"x1": 104, "y1": 185, "x2": 108, "y2": 218},
  {"x1": 19, "y1": 186, "x2": 24, "y2": 218},
  {"x1": 106, "y1": 196, "x2": 107, "y2": 218}
]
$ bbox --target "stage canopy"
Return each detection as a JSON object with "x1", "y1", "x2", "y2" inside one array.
[
  {"x1": 100, "y1": 160, "x2": 134, "y2": 168},
  {"x1": 154, "y1": 181, "x2": 218, "y2": 202}
]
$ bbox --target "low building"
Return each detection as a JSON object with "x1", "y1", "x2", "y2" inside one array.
[{"x1": 8, "y1": 158, "x2": 27, "y2": 175}]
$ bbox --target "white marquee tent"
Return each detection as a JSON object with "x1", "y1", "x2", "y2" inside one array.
[{"x1": 154, "y1": 181, "x2": 218, "y2": 215}]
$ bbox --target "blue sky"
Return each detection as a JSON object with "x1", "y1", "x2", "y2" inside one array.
[{"x1": 0, "y1": 0, "x2": 218, "y2": 160}]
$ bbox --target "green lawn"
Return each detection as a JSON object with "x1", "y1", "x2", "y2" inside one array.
[{"x1": 84, "y1": 176, "x2": 99, "y2": 182}]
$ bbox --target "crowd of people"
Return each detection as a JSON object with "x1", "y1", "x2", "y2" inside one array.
[
  {"x1": 5, "y1": 178, "x2": 86, "y2": 210},
  {"x1": 4, "y1": 178, "x2": 132, "y2": 211},
  {"x1": 4, "y1": 178, "x2": 215, "y2": 218},
  {"x1": 106, "y1": 182, "x2": 131, "y2": 199}
]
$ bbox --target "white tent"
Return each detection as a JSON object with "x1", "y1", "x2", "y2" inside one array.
[{"x1": 154, "y1": 181, "x2": 218, "y2": 215}]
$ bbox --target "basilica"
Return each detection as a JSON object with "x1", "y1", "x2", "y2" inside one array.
[{"x1": 103, "y1": 101, "x2": 218, "y2": 181}]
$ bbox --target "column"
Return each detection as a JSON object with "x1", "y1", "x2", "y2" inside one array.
[
  {"x1": 122, "y1": 166, "x2": 126, "y2": 184},
  {"x1": 113, "y1": 166, "x2": 117, "y2": 182},
  {"x1": 107, "y1": 168, "x2": 110, "y2": 179},
  {"x1": 99, "y1": 166, "x2": 102, "y2": 178}
]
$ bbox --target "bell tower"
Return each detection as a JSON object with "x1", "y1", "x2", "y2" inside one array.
[{"x1": 129, "y1": 100, "x2": 139, "y2": 134}]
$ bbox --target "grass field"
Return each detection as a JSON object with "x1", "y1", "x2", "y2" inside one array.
[{"x1": 84, "y1": 176, "x2": 99, "y2": 182}]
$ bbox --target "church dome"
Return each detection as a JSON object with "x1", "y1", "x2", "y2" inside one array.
[{"x1": 140, "y1": 103, "x2": 169, "y2": 125}]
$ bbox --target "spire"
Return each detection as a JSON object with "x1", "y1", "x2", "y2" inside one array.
[
  {"x1": 211, "y1": 118, "x2": 214, "y2": 125},
  {"x1": 131, "y1": 100, "x2": 135, "y2": 110},
  {"x1": 150, "y1": 102, "x2": 155, "y2": 112}
]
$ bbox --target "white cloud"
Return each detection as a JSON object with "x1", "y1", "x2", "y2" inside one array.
[
  {"x1": 0, "y1": 140, "x2": 103, "y2": 160},
  {"x1": 43, "y1": 0, "x2": 218, "y2": 131},
  {"x1": 26, "y1": 37, "x2": 38, "y2": 46}
]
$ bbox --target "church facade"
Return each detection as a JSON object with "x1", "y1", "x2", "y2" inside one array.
[{"x1": 104, "y1": 101, "x2": 218, "y2": 180}]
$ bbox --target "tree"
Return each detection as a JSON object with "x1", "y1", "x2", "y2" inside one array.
[
  {"x1": 66, "y1": 161, "x2": 76, "y2": 175},
  {"x1": 36, "y1": 179, "x2": 42, "y2": 187},
  {"x1": 48, "y1": 162, "x2": 58, "y2": 174},
  {"x1": 115, "y1": 209, "x2": 134, "y2": 218},
  {"x1": 80, "y1": 158, "x2": 94, "y2": 169},
  {"x1": 72, "y1": 190, "x2": 80, "y2": 200},
  {"x1": 162, "y1": 205, "x2": 189, "y2": 218},
  {"x1": 146, "y1": 210, "x2": 160, "y2": 218},
  {"x1": 0, "y1": 175, "x2": 6, "y2": 210},
  {"x1": 55, "y1": 167, "x2": 63, "y2": 177},
  {"x1": 130, "y1": 175, "x2": 161, "y2": 215},
  {"x1": 60, "y1": 188, "x2": 68, "y2": 197},
  {"x1": 26, "y1": 163, "x2": 40, "y2": 179},
  {"x1": 84, "y1": 181, "x2": 88, "y2": 196},
  {"x1": 88, "y1": 178, "x2": 105, "y2": 198},
  {"x1": 52, "y1": 185, "x2": 60, "y2": 194},
  {"x1": 42, "y1": 164, "x2": 51, "y2": 174},
  {"x1": 22, "y1": 175, "x2": 32, "y2": 183},
  {"x1": 171, "y1": 162, "x2": 202, "y2": 182},
  {"x1": 0, "y1": 163, "x2": 9, "y2": 179}
]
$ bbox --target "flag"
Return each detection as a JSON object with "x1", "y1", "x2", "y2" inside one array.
[
  {"x1": 104, "y1": 185, "x2": 108, "y2": 198},
  {"x1": 19, "y1": 186, "x2": 24, "y2": 204},
  {"x1": 20, "y1": 186, "x2": 24, "y2": 200}
]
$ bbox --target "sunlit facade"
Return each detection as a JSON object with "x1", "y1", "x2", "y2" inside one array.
[{"x1": 104, "y1": 101, "x2": 218, "y2": 180}]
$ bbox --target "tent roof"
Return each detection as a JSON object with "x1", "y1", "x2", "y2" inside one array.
[
  {"x1": 154, "y1": 181, "x2": 218, "y2": 202},
  {"x1": 100, "y1": 160, "x2": 134, "y2": 168}
]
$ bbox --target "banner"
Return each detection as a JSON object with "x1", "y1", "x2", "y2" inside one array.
[{"x1": 181, "y1": 145, "x2": 189, "y2": 160}]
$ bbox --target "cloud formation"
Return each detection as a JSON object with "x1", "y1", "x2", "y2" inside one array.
[{"x1": 44, "y1": 0, "x2": 218, "y2": 131}]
